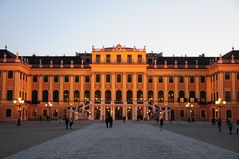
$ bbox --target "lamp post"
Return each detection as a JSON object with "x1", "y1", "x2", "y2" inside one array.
[
  {"x1": 215, "y1": 98, "x2": 226, "y2": 120},
  {"x1": 186, "y1": 102, "x2": 193, "y2": 123},
  {"x1": 13, "y1": 98, "x2": 24, "y2": 126},
  {"x1": 45, "y1": 102, "x2": 52, "y2": 122}
]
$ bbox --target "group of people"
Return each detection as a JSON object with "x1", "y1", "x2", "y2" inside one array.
[
  {"x1": 105, "y1": 115, "x2": 113, "y2": 128},
  {"x1": 212, "y1": 118, "x2": 239, "y2": 135}
]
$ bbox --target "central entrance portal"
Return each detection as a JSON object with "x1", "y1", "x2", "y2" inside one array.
[{"x1": 115, "y1": 106, "x2": 122, "y2": 120}]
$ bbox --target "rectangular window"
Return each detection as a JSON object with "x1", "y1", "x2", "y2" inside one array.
[
  {"x1": 64, "y1": 75, "x2": 69, "y2": 82},
  {"x1": 96, "y1": 55, "x2": 100, "y2": 63},
  {"x1": 237, "y1": 72, "x2": 239, "y2": 80},
  {"x1": 127, "y1": 55, "x2": 132, "y2": 63},
  {"x1": 138, "y1": 74, "x2": 142, "y2": 83},
  {"x1": 158, "y1": 76, "x2": 163, "y2": 83},
  {"x1": 226, "y1": 110, "x2": 232, "y2": 119},
  {"x1": 33, "y1": 75, "x2": 38, "y2": 82},
  {"x1": 117, "y1": 55, "x2": 121, "y2": 63},
  {"x1": 117, "y1": 74, "x2": 121, "y2": 83},
  {"x1": 96, "y1": 74, "x2": 100, "y2": 82},
  {"x1": 75, "y1": 76, "x2": 79, "y2": 82},
  {"x1": 106, "y1": 74, "x2": 111, "y2": 83},
  {"x1": 237, "y1": 91, "x2": 239, "y2": 102},
  {"x1": 44, "y1": 75, "x2": 48, "y2": 82},
  {"x1": 200, "y1": 76, "x2": 205, "y2": 83},
  {"x1": 201, "y1": 110, "x2": 206, "y2": 119},
  {"x1": 179, "y1": 76, "x2": 184, "y2": 83},
  {"x1": 127, "y1": 74, "x2": 132, "y2": 83},
  {"x1": 179, "y1": 110, "x2": 184, "y2": 118},
  {"x1": 54, "y1": 75, "x2": 59, "y2": 82},
  {"x1": 224, "y1": 72, "x2": 230, "y2": 80},
  {"x1": 190, "y1": 76, "x2": 194, "y2": 83},
  {"x1": 169, "y1": 76, "x2": 173, "y2": 83},
  {"x1": 148, "y1": 76, "x2": 153, "y2": 83},
  {"x1": 85, "y1": 75, "x2": 90, "y2": 83},
  {"x1": 225, "y1": 91, "x2": 231, "y2": 102},
  {"x1": 7, "y1": 90, "x2": 13, "y2": 101},
  {"x1": 216, "y1": 74, "x2": 218, "y2": 80},
  {"x1": 106, "y1": 55, "x2": 111, "y2": 63},
  {"x1": 138, "y1": 55, "x2": 142, "y2": 63},
  {"x1": 8, "y1": 71, "x2": 13, "y2": 78},
  {"x1": 20, "y1": 73, "x2": 22, "y2": 79},
  {"x1": 6, "y1": 109, "x2": 12, "y2": 117}
]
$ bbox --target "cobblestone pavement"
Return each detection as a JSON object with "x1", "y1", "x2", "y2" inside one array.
[{"x1": 5, "y1": 122, "x2": 239, "y2": 159}]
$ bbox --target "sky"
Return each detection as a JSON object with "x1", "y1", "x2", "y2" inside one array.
[{"x1": 0, "y1": 0, "x2": 239, "y2": 57}]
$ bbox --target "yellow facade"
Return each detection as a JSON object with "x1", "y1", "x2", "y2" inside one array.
[{"x1": 0, "y1": 44, "x2": 239, "y2": 121}]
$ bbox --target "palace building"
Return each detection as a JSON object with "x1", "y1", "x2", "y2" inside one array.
[{"x1": 0, "y1": 44, "x2": 239, "y2": 121}]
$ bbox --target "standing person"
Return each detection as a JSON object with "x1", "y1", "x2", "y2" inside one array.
[
  {"x1": 105, "y1": 115, "x2": 109, "y2": 128},
  {"x1": 17, "y1": 118, "x2": 21, "y2": 126},
  {"x1": 109, "y1": 116, "x2": 113, "y2": 128},
  {"x1": 160, "y1": 118, "x2": 164, "y2": 129},
  {"x1": 228, "y1": 120, "x2": 233, "y2": 135},
  {"x1": 217, "y1": 118, "x2": 222, "y2": 132},
  {"x1": 39, "y1": 116, "x2": 42, "y2": 123},
  {"x1": 65, "y1": 118, "x2": 69, "y2": 130},
  {"x1": 69, "y1": 118, "x2": 73, "y2": 129},
  {"x1": 122, "y1": 116, "x2": 126, "y2": 123},
  {"x1": 236, "y1": 119, "x2": 239, "y2": 135}
]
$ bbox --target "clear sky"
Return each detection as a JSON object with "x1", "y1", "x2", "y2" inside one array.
[{"x1": 0, "y1": 0, "x2": 239, "y2": 57}]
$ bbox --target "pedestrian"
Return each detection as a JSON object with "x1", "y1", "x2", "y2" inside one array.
[
  {"x1": 17, "y1": 118, "x2": 21, "y2": 126},
  {"x1": 69, "y1": 118, "x2": 73, "y2": 129},
  {"x1": 228, "y1": 120, "x2": 233, "y2": 135},
  {"x1": 105, "y1": 115, "x2": 109, "y2": 128},
  {"x1": 109, "y1": 116, "x2": 113, "y2": 128},
  {"x1": 122, "y1": 116, "x2": 126, "y2": 123},
  {"x1": 236, "y1": 119, "x2": 239, "y2": 135},
  {"x1": 39, "y1": 116, "x2": 42, "y2": 123},
  {"x1": 65, "y1": 118, "x2": 69, "y2": 130},
  {"x1": 217, "y1": 118, "x2": 222, "y2": 132},
  {"x1": 160, "y1": 118, "x2": 163, "y2": 129}
]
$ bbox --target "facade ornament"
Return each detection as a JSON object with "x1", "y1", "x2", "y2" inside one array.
[
  {"x1": 70, "y1": 60, "x2": 74, "y2": 68},
  {"x1": 154, "y1": 59, "x2": 157, "y2": 68},
  {"x1": 218, "y1": 54, "x2": 223, "y2": 64},
  {"x1": 164, "y1": 60, "x2": 167, "y2": 68},
  {"x1": 195, "y1": 59, "x2": 198, "y2": 68},
  {"x1": 174, "y1": 60, "x2": 178, "y2": 68},
  {"x1": 231, "y1": 55, "x2": 235, "y2": 63},
  {"x1": 185, "y1": 60, "x2": 188, "y2": 68},
  {"x1": 39, "y1": 59, "x2": 42, "y2": 68}
]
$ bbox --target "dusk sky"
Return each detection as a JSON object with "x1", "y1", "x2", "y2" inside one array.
[{"x1": 0, "y1": 0, "x2": 239, "y2": 57}]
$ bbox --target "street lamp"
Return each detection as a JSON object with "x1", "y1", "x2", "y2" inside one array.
[
  {"x1": 215, "y1": 98, "x2": 226, "y2": 119},
  {"x1": 45, "y1": 102, "x2": 52, "y2": 121},
  {"x1": 186, "y1": 102, "x2": 193, "y2": 123},
  {"x1": 13, "y1": 98, "x2": 24, "y2": 126}
]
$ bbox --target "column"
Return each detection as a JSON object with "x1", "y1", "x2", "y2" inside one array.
[
  {"x1": 153, "y1": 75, "x2": 157, "y2": 104},
  {"x1": 100, "y1": 105, "x2": 103, "y2": 120},
  {"x1": 14, "y1": 71, "x2": 20, "y2": 100},
  {"x1": 123, "y1": 105, "x2": 126, "y2": 117},
  {"x1": 59, "y1": 75, "x2": 64, "y2": 103},
  {"x1": 206, "y1": 75, "x2": 211, "y2": 102},
  {"x1": 195, "y1": 75, "x2": 200, "y2": 102},
  {"x1": 164, "y1": 76, "x2": 168, "y2": 102},
  {"x1": 101, "y1": 73, "x2": 105, "y2": 102},
  {"x1": 133, "y1": 73, "x2": 137, "y2": 103},
  {"x1": 122, "y1": 72, "x2": 127, "y2": 103},
  {"x1": 38, "y1": 75, "x2": 43, "y2": 102},
  {"x1": 111, "y1": 73, "x2": 116, "y2": 102},
  {"x1": 1, "y1": 71, "x2": 7, "y2": 101},
  {"x1": 91, "y1": 73, "x2": 95, "y2": 120},
  {"x1": 174, "y1": 76, "x2": 178, "y2": 102},
  {"x1": 218, "y1": 72, "x2": 224, "y2": 99},
  {"x1": 69, "y1": 75, "x2": 74, "y2": 103},
  {"x1": 49, "y1": 75, "x2": 53, "y2": 102},
  {"x1": 185, "y1": 75, "x2": 189, "y2": 100},
  {"x1": 80, "y1": 75, "x2": 84, "y2": 109},
  {"x1": 231, "y1": 72, "x2": 236, "y2": 103},
  {"x1": 27, "y1": 75, "x2": 32, "y2": 101}
]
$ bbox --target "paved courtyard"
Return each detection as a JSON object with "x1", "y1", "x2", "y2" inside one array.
[{"x1": 3, "y1": 121, "x2": 239, "y2": 159}]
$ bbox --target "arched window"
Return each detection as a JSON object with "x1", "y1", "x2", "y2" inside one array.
[
  {"x1": 42, "y1": 90, "x2": 48, "y2": 102},
  {"x1": 105, "y1": 90, "x2": 111, "y2": 103},
  {"x1": 179, "y1": 90, "x2": 185, "y2": 103},
  {"x1": 189, "y1": 91, "x2": 195, "y2": 102},
  {"x1": 200, "y1": 91, "x2": 206, "y2": 104},
  {"x1": 53, "y1": 90, "x2": 59, "y2": 102},
  {"x1": 158, "y1": 90, "x2": 164, "y2": 103},
  {"x1": 137, "y1": 90, "x2": 143, "y2": 102},
  {"x1": 74, "y1": 90, "x2": 80, "y2": 102},
  {"x1": 32, "y1": 90, "x2": 38, "y2": 104},
  {"x1": 168, "y1": 90, "x2": 174, "y2": 103},
  {"x1": 148, "y1": 90, "x2": 154, "y2": 104},
  {"x1": 84, "y1": 90, "x2": 90, "y2": 104},
  {"x1": 138, "y1": 74, "x2": 142, "y2": 83},
  {"x1": 63, "y1": 90, "x2": 69, "y2": 102},
  {"x1": 95, "y1": 90, "x2": 101, "y2": 102},
  {"x1": 127, "y1": 90, "x2": 133, "y2": 103},
  {"x1": 116, "y1": 90, "x2": 122, "y2": 102}
]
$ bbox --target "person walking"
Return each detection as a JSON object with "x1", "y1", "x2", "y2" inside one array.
[
  {"x1": 69, "y1": 118, "x2": 74, "y2": 129},
  {"x1": 39, "y1": 116, "x2": 42, "y2": 123},
  {"x1": 160, "y1": 118, "x2": 164, "y2": 129},
  {"x1": 122, "y1": 116, "x2": 126, "y2": 123},
  {"x1": 105, "y1": 115, "x2": 109, "y2": 128},
  {"x1": 109, "y1": 116, "x2": 113, "y2": 128},
  {"x1": 228, "y1": 120, "x2": 233, "y2": 135},
  {"x1": 17, "y1": 118, "x2": 21, "y2": 126},
  {"x1": 65, "y1": 118, "x2": 69, "y2": 130},
  {"x1": 236, "y1": 119, "x2": 239, "y2": 135},
  {"x1": 217, "y1": 118, "x2": 222, "y2": 132}
]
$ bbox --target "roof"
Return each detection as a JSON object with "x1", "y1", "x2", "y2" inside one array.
[
  {"x1": 0, "y1": 49, "x2": 16, "y2": 58},
  {"x1": 222, "y1": 50, "x2": 239, "y2": 59}
]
